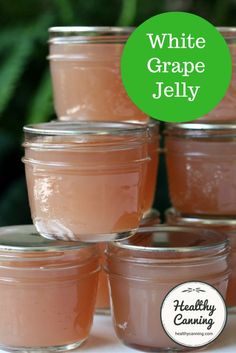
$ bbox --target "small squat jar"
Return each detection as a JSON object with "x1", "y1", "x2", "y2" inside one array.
[
  {"x1": 23, "y1": 121, "x2": 149, "y2": 242},
  {"x1": 166, "y1": 208, "x2": 236, "y2": 312},
  {"x1": 95, "y1": 209, "x2": 160, "y2": 314},
  {"x1": 198, "y1": 28, "x2": 236, "y2": 122},
  {"x1": 0, "y1": 225, "x2": 99, "y2": 352},
  {"x1": 105, "y1": 226, "x2": 229, "y2": 352},
  {"x1": 48, "y1": 27, "x2": 147, "y2": 122},
  {"x1": 165, "y1": 123, "x2": 236, "y2": 216}
]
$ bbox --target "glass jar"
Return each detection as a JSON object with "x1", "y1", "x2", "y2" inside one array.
[
  {"x1": 165, "y1": 123, "x2": 236, "y2": 216},
  {"x1": 95, "y1": 208, "x2": 160, "y2": 315},
  {"x1": 48, "y1": 27, "x2": 147, "y2": 122},
  {"x1": 166, "y1": 208, "x2": 236, "y2": 312},
  {"x1": 198, "y1": 28, "x2": 236, "y2": 122},
  {"x1": 105, "y1": 226, "x2": 230, "y2": 352},
  {"x1": 23, "y1": 121, "x2": 149, "y2": 242},
  {"x1": 143, "y1": 119, "x2": 160, "y2": 214},
  {"x1": 0, "y1": 225, "x2": 99, "y2": 352}
]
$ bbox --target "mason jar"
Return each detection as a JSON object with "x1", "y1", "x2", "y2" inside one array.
[
  {"x1": 165, "y1": 123, "x2": 236, "y2": 216},
  {"x1": 198, "y1": 28, "x2": 236, "y2": 122},
  {"x1": 166, "y1": 208, "x2": 236, "y2": 312},
  {"x1": 23, "y1": 121, "x2": 149, "y2": 242},
  {"x1": 48, "y1": 27, "x2": 147, "y2": 122},
  {"x1": 105, "y1": 226, "x2": 230, "y2": 352},
  {"x1": 0, "y1": 225, "x2": 99, "y2": 352},
  {"x1": 95, "y1": 208, "x2": 160, "y2": 315}
]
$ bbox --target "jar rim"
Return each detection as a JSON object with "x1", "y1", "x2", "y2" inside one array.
[
  {"x1": 124, "y1": 118, "x2": 159, "y2": 128},
  {"x1": 48, "y1": 26, "x2": 134, "y2": 44},
  {"x1": 111, "y1": 226, "x2": 228, "y2": 253},
  {"x1": 165, "y1": 122, "x2": 236, "y2": 131},
  {"x1": 23, "y1": 121, "x2": 147, "y2": 137},
  {"x1": 217, "y1": 26, "x2": 236, "y2": 36},
  {"x1": 49, "y1": 26, "x2": 134, "y2": 36},
  {"x1": 166, "y1": 208, "x2": 236, "y2": 227},
  {"x1": 164, "y1": 122, "x2": 236, "y2": 138},
  {"x1": 0, "y1": 225, "x2": 94, "y2": 253}
]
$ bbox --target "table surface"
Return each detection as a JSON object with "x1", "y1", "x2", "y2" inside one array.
[
  {"x1": 0, "y1": 313, "x2": 234, "y2": 352},
  {"x1": 82, "y1": 314, "x2": 235, "y2": 352}
]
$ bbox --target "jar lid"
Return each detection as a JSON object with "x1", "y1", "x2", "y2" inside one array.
[
  {"x1": 0, "y1": 225, "x2": 91, "y2": 253},
  {"x1": 23, "y1": 121, "x2": 147, "y2": 137},
  {"x1": 49, "y1": 26, "x2": 134, "y2": 44},
  {"x1": 165, "y1": 122, "x2": 236, "y2": 138},
  {"x1": 165, "y1": 122, "x2": 236, "y2": 131},
  {"x1": 166, "y1": 208, "x2": 236, "y2": 227},
  {"x1": 112, "y1": 225, "x2": 228, "y2": 253},
  {"x1": 123, "y1": 119, "x2": 159, "y2": 139},
  {"x1": 217, "y1": 27, "x2": 236, "y2": 38}
]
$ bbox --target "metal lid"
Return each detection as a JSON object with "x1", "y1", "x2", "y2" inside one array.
[
  {"x1": 49, "y1": 26, "x2": 134, "y2": 44},
  {"x1": 165, "y1": 122, "x2": 236, "y2": 138},
  {"x1": 124, "y1": 118, "x2": 159, "y2": 126},
  {"x1": 123, "y1": 118, "x2": 160, "y2": 138},
  {"x1": 147, "y1": 118, "x2": 160, "y2": 128},
  {"x1": 112, "y1": 225, "x2": 228, "y2": 253},
  {"x1": 23, "y1": 121, "x2": 147, "y2": 137},
  {"x1": 217, "y1": 27, "x2": 236, "y2": 37},
  {"x1": 165, "y1": 123, "x2": 236, "y2": 130},
  {"x1": 166, "y1": 208, "x2": 236, "y2": 227},
  {"x1": 0, "y1": 225, "x2": 91, "y2": 253}
]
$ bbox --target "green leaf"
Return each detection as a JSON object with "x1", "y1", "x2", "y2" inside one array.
[
  {"x1": 54, "y1": 0, "x2": 76, "y2": 24},
  {"x1": 0, "y1": 132, "x2": 16, "y2": 161},
  {"x1": 26, "y1": 70, "x2": 53, "y2": 124},
  {"x1": 117, "y1": 0, "x2": 137, "y2": 26},
  {"x1": 30, "y1": 13, "x2": 54, "y2": 42},
  {"x1": 213, "y1": 0, "x2": 231, "y2": 24},
  {"x1": 0, "y1": 27, "x2": 25, "y2": 52},
  {"x1": 0, "y1": 177, "x2": 32, "y2": 227},
  {"x1": 0, "y1": 37, "x2": 34, "y2": 117}
]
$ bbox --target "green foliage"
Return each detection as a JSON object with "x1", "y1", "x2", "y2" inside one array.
[
  {"x1": 0, "y1": 36, "x2": 33, "y2": 117},
  {"x1": 26, "y1": 70, "x2": 53, "y2": 124},
  {"x1": 54, "y1": 0, "x2": 76, "y2": 24},
  {"x1": 117, "y1": 0, "x2": 137, "y2": 26},
  {"x1": 0, "y1": 178, "x2": 32, "y2": 227}
]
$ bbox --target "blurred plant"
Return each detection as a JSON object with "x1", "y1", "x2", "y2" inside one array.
[{"x1": 0, "y1": 0, "x2": 235, "y2": 226}]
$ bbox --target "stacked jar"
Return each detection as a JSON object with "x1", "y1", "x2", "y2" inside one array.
[
  {"x1": 0, "y1": 27, "x2": 161, "y2": 352},
  {"x1": 165, "y1": 28, "x2": 236, "y2": 313},
  {"x1": 47, "y1": 26, "x2": 161, "y2": 315},
  {"x1": 0, "y1": 26, "x2": 232, "y2": 353}
]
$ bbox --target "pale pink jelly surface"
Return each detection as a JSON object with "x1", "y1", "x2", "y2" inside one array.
[
  {"x1": 49, "y1": 43, "x2": 147, "y2": 122},
  {"x1": 166, "y1": 136, "x2": 236, "y2": 216},
  {"x1": 198, "y1": 41, "x2": 236, "y2": 122},
  {"x1": 24, "y1": 137, "x2": 148, "y2": 241},
  {"x1": 107, "y1": 244, "x2": 228, "y2": 351},
  {"x1": 0, "y1": 249, "x2": 99, "y2": 348}
]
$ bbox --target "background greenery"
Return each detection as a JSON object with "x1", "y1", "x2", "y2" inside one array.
[{"x1": 0, "y1": 0, "x2": 234, "y2": 226}]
